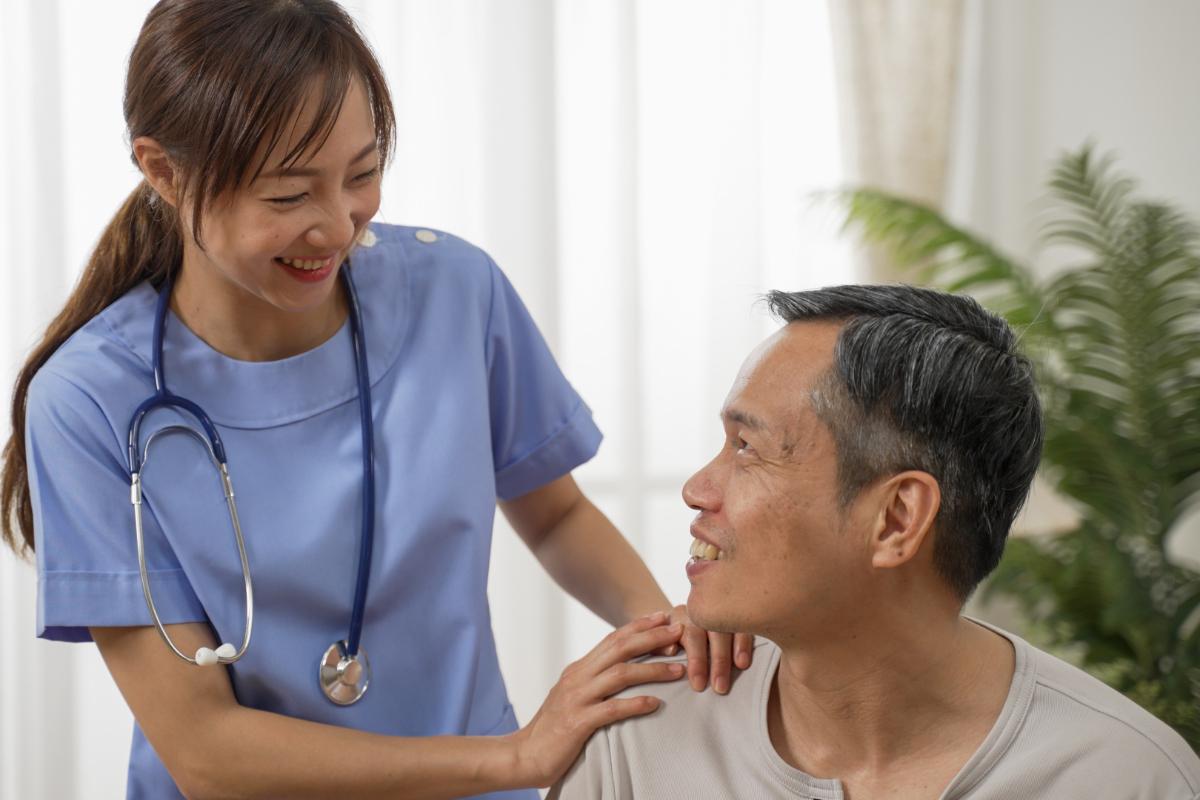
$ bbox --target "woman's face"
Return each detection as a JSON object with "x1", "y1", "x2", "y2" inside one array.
[{"x1": 179, "y1": 76, "x2": 382, "y2": 316}]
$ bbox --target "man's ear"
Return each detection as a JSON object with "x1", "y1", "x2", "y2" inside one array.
[
  {"x1": 867, "y1": 471, "x2": 941, "y2": 569},
  {"x1": 132, "y1": 136, "x2": 180, "y2": 208}
]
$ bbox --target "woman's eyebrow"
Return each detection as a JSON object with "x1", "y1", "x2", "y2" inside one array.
[{"x1": 258, "y1": 141, "x2": 378, "y2": 180}]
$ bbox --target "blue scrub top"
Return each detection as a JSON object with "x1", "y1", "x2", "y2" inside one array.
[{"x1": 26, "y1": 224, "x2": 601, "y2": 799}]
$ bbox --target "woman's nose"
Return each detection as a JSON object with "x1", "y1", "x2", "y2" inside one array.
[{"x1": 307, "y1": 201, "x2": 356, "y2": 252}]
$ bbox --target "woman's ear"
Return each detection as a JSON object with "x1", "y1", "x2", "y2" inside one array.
[
  {"x1": 868, "y1": 471, "x2": 941, "y2": 570},
  {"x1": 132, "y1": 136, "x2": 180, "y2": 207}
]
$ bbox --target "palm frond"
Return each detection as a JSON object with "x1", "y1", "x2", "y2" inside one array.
[{"x1": 829, "y1": 189, "x2": 1054, "y2": 336}]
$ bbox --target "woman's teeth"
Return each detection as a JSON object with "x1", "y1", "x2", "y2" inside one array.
[
  {"x1": 689, "y1": 539, "x2": 724, "y2": 562},
  {"x1": 278, "y1": 256, "x2": 331, "y2": 271}
]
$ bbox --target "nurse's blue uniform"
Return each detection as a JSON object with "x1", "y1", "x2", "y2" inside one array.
[{"x1": 26, "y1": 223, "x2": 600, "y2": 799}]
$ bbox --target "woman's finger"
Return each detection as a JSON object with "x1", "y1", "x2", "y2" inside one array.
[
  {"x1": 578, "y1": 619, "x2": 681, "y2": 677},
  {"x1": 708, "y1": 631, "x2": 734, "y2": 695},
  {"x1": 734, "y1": 632, "x2": 755, "y2": 670},
  {"x1": 583, "y1": 614, "x2": 676, "y2": 671},
  {"x1": 591, "y1": 660, "x2": 685, "y2": 699},
  {"x1": 661, "y1": 604, "x2": 687, "y2": 656},
  {"x1": 679, "y1": 622, "x2": 709, "y2": 691},
  {"x1": 625, "y1": 610, "x2": 670, "y2": 632},
  {"x1": 603, "y1": 623, "x2": 683, "y2": 666},
  {"x1": 582, "y1": 695, "x2": 663, "y2": 730}
]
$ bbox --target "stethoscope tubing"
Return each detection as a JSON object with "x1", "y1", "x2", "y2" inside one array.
[
  {"x1": 127, "y1": 264, "x2": 374, "y2": 670},
  {"x1": 132, "y1": 424, "x2": 253, "y2": 665},
  {"x1": 341, "y1": 269, "x2": 374, "y2": 658}
]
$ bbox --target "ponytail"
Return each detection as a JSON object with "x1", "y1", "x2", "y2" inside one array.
[
  {"x1": 1, "y1": 181, "x2": 181, "y2": 556},
  {"x1": 3, "y1": 0, "x2": 396, "y2": 558}
]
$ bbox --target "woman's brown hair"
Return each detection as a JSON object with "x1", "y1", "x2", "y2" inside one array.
[{"x1": 1, "y1": 0, "x2": 395, "y2": 556}]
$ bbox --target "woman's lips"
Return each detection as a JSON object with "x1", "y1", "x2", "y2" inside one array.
[{"x1": 274, "y1": 255, "x2": 336, "y2": 283}]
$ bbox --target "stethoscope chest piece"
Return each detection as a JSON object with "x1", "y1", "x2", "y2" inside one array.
[{"x1": 319, "y1": 639, "x2": 371, "y2": 705}]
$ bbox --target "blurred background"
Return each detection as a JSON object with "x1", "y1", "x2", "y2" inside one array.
[{"x1": 2, "y1": 0, "x2": 1198, "y2": 795}]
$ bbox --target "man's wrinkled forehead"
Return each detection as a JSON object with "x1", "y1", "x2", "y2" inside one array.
[
  {"x1": 732, "y1": 321, "x2": 841, "y2": 398},
  {"x1": 721, "y1": 321, "x2": 843, "y2": 449}
]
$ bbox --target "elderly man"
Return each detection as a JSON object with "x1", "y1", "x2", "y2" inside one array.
[{"x1": 550, "y1": 285, "x2": 1200, "y2": 800}]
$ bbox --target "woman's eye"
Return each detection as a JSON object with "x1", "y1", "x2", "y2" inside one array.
[
  {"x1": 354, "y1": 166, "x2": 380, "y2": 183},
  {"x1": 268, "y1": 193, "x2": 306, "y2": 206}
]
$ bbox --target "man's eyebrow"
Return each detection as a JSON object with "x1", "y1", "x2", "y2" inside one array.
[
  {"x1": 722, "y1": 407, "x2": 772, "y2": 433},
  {"x1": 723, "y1": 407, "x2": 800, "y2": 456},
  {"x1": 257, "y1": 141, "x2": 378, "y2": 181}
]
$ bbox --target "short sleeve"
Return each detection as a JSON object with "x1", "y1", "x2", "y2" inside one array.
[
  {"x1": 485, "y1": 260, "x2": 602, "y2": 500},
  {"x1": 547, "y1": 727, "x2": 620, "y2": 800},
  {"x1": 27, "y1": 370, "x2": 205, "y2": 642}
]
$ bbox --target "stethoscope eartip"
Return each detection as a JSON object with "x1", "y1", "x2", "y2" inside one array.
[{"x1": 195, "y1": 643, "x2": 237, "y2": 666}]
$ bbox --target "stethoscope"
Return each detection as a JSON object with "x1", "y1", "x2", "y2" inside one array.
[{"x1": 127, "y1": 262, "x2": 377, "y2": 705}]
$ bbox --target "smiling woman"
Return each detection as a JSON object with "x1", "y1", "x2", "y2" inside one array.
[{"x1": 141, "y1": 76, "x2": 385, "y2": 362}]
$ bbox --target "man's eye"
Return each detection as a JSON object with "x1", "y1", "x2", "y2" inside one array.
[{"x1": 734, "y1": 437, "x2": 752, "y2": 453}]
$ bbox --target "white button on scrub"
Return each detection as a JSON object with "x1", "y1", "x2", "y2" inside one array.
[{"x1": 415, "y1": 229, "x2": 438, "y2": 243}]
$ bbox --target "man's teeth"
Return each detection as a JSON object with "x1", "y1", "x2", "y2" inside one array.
[
  {"x1": 689, "y1": 539, "x2": 724, "y2": 562},
  {"x1": 279, "y1": 257, "x2": 330, "y2": 271}
]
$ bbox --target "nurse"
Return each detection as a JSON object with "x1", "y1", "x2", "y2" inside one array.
[{"x1": 0, "y1": 1, "x2": 754, "y2": 798}]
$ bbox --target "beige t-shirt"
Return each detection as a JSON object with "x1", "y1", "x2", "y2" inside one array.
[{"x1": 549, "y1": 622, "x2": 1200, "y2": 800}]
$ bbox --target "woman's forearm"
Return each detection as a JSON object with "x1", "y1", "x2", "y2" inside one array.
[
  {"x1": 526, "y1": 495, "x2": 671, "y2": 627},
  {"x1": 92, "y1": 624, "x2": 531, "y2": 800},
  {"x1": 181, "y1": 704, "x2": 525, "y2": 799}
]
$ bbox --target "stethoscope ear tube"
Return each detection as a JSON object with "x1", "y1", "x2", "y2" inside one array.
[{"x1": 130, "y1": 424, "x2": 253, "y2": 666}]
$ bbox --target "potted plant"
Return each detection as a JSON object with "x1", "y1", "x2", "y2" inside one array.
[{"x1": 834, "y1": 145, "x2": 1200, "y2": 749}]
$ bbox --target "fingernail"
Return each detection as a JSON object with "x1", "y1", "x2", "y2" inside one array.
[
  {"x1": 716, "y1": 676, "x2": 729, "y2": 694},
  {"x1": 644, "y1": 611, "x2": 667, "y2": 621},
  {"x1": 690, "y1": 675, "x2": 705, "y2": 691},
  {"x1": 736, "y1": 651, "x2": 750, "y2": 669},
  {"x1": 668, "y1": 622, "x2": 683, "y2": 633},
  {"x1": 665, "y1": 644, "x2": 678, "y2": 656},
  {"x1": 669, "y1": 663, "x2": 685, "y2": 675}
]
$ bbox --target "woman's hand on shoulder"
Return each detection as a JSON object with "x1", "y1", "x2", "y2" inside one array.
[
  {"x1": 659, "y1": 604, "x2": 754, "y2": 695},
  {"x1": 506, "y1": 611, "x2": 685, "y2": 788}
]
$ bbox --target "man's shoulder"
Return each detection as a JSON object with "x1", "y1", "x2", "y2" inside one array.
[
  {"x1": 550, "y1": 639, "x2": 782, "y2": 800},
  {"x1": 611, "y1": 637, "x2": 778, "y2": 706},
  {"x1": 1015, "y1": 637, "x2": 1200, "y2": 793},
  {"x1": 602, "y1": 637, "x2": 780, "y2": 762}
]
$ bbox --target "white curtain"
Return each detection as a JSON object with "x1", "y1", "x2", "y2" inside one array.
[
  {"x1": 0, "y1": 0, "x2": 847, "y2": 794},
  {"x1": 827, "y1": 0, "x2": 964, "y2": 282}
]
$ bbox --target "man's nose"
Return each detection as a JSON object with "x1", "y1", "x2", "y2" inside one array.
[{"x1": 682, "y1": 460, "x2": 720, "y2": 512}]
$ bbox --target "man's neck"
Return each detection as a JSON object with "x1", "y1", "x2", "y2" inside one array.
[{"x1": 767, "y1": 611, "x2": 1015, "y2": 796}]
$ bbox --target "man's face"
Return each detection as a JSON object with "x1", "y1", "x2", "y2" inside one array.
[{"x1": 682, "y1": 320, "x2": 876, "y2": 640}]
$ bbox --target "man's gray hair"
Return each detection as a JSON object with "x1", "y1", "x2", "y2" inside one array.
[{"x1": 767, "y1": 284, "x2": 1044, "y2": 601}]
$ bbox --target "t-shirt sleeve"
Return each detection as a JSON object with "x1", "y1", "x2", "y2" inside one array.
[
  {"x1": 547, "y1": 727, "x2": 620, "y2": 800},
  {"x1": 485, "y1": 258, "x2": 602, "y2": 500},
  {"x1": 27, "y1": 369, "x2": 206, "y2": 642}
]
